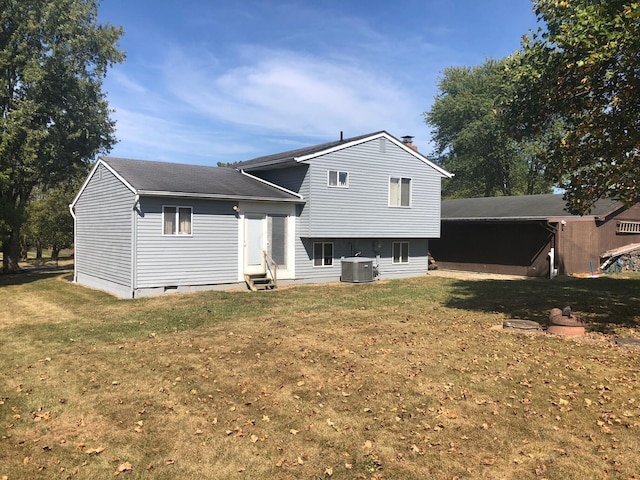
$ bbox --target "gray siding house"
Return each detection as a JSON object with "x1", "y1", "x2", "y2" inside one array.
[{"x1": 71, "y1": 131, "x2": 452, "y2": 297}]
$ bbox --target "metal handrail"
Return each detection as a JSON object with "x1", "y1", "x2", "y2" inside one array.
[{"x1": 263, "y1": 251, "x2": 278, "y2": 287}]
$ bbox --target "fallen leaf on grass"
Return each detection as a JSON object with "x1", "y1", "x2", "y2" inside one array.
[
  {"x1": 115, "y1": 461, "x2": 132, "y2": 474},
  {"x1": 289, "y1": 429, "x2": 299, "y2": 435},
  {"x1": 85, "y1": 446, "x2": 105, "y2": 456},
  {"x1": 324, "y1": 467, "x2": 333, "y2": 476},
  {"x1": 535, "y1": 463, "x2": 547, "y2": 476}
]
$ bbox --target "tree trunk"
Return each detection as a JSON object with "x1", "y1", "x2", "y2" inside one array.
[
  {"x1": 36, "y1": 241, "x2": 43, "y2": 259},
  {"x1": 20, "y1": 237, "x2": 28, "y2": 261},
  {"x1": 51, "y1": 244, "x2": 60, "y2": 260},
  {"x1": 2, "y1": 186, "x2": 32, "y2": 273},
  {"x1": 2, "y1": 229, "x2": 21, "y2": 273}
]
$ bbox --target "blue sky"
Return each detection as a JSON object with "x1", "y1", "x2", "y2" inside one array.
[{"x1": 98, "y1": 0, "x2": 539, "y2": 166}]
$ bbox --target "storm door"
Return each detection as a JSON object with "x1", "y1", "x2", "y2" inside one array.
[{"x1": 244, "y1": 214, "x2": 266, "y2": 274}]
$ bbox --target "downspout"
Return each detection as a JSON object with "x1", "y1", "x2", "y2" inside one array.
[
  {"x1": 545, "y1": 221, "x2": 559, "y2": 279},
  {"x1": 69, "y1": 204, "x2": 77, "y2": 283},
  {"x1": 131, "y1": 195, "x2": 139, "y2": 298}
]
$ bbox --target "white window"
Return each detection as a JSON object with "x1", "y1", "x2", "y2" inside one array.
[
  {"x1": 389, "y1": 177, "x2": 411, "y2": 207},
  {"x1": 328, "y1": 170, "x2": 349, "y2": 188},
  {"x1": 163, "y1": 206, "x2": 192, "y2": 235},
  {"x1": 313, "y1": 242, "x2": 333, "y2": 267},
  {"x1": 392, "y1": 241, "x2": 409, "y2": 264}
]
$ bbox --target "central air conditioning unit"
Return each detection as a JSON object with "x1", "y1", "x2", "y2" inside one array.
[{"x1": 341, "y1": 257, "x2": 374, "y2": 283}]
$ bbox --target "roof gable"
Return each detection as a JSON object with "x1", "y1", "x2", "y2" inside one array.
[
  {"x1": 442, "y1": 194, "x2": 624, "y2": 221},
  {"x1": 236, "y1": 131, "x2": 452, "y2": 178}
]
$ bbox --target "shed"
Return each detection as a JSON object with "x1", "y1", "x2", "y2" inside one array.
[{"x1": 429, "y1": 194, "x2": 640, "y2": 277}]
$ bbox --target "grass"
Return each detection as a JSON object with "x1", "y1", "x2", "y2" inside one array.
[{"x1": 1, "y1": 270, "x2": 640, "y2": 479}]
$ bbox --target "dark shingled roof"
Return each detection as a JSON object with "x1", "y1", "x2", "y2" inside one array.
[
  {"x1": 235, "y1": 131, "x2": 387, "y2": 170},
  {"x1": 102, "y1": 157, "x2": 301, "y2": 201},
  {"x1": 442, "y1": 194, "x2": 623, "y2": 221}
]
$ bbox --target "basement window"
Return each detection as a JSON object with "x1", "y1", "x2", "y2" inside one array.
[
  {"x1": 313, "y1": 242, "x2": 333, "y2": 267},
  {"x1": 392, "y1": 241, "x2": 409, "y2": 264},
  {"x1": 616, "y1": 221, "x2": 640, "y2": 234}
]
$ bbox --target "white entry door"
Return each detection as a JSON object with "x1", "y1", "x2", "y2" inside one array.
[{"x1": 245, "y1": 214, "x2": 266, "y2": 274}]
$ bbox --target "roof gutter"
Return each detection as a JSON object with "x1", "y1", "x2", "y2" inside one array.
[
  {"x1": 240, "y1": 170, "x2": 304, "y2": 199},
  {"x1": 442, "y1": 216, "x2": 552, "y2": 222},
  {"x1": 135, "y1": 190, "x2": 305, "y2": 203}
]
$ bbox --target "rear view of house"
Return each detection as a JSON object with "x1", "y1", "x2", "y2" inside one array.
[{"x1": 71, "y1": 131, "x2": 452, "y2": 297}]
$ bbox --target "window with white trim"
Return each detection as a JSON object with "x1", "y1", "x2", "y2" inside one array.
[
  {"x1": 617, "y1": 221, "x2": 640, "y2": 234},
  {"x1": 389, "y1": 177, "x2": 411, "y2": 207},
  {"x1": 163, "y1": 206, "x2": 192, "y2": 235},
  {"x1": 392, "y1": 241, "x2": 409, "y2": 264},
  {"x1": 328, "y1": 170, "x2": 349, "y2": 188},
  {"x1": 313, "y1": 242, "x2": 333, "y2": 267}
]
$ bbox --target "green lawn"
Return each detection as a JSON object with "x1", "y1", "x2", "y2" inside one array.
[{"x1": 1, "y1": 269, "x2": 639, "y2": 479}]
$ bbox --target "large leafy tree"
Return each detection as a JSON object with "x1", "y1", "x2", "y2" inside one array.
[
  {"x1": 424, "y1": 59, "x2": 554, "y2": 198},
  {"x1": 23, "y1": 174, "x2": 85, "y2": 260},
  {"x1": 0, "y1": 0, "x2": 124, "y2": 272},
  {"x1": 507, "y1": 0, "x2": 640, "y2": 214}
]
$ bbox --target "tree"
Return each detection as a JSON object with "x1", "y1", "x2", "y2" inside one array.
[
  {"x1": 0, "y1": 0, "x2": 124, "y2": 272},
  {"x1": 217, "y1": 161, "x2": 240, "y2": 168},
  {"x1": 507, "y1": 0, "x2": 640, "y2": 214},
  {"x1": 23, "y1": 174, "x2": 84, "y2": 260},
  {"x1": 424, "y1": 59, "x2": 554, "y2": 198}
]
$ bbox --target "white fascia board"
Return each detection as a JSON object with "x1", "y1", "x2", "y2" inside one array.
[
  {"x1": 294, "y1": 132, "x2": 388, "y2": 162},
  {"x1": 239, "y1": 169, "x2": 304, "y2": 200},
  {"x1": 384, "y1": 135, "x2": 454, "y2": 179},
  {"x1": 294, "y1": 131, "x2": 454, "y2": 179},
  {"x1": 136, "y1": 190, "x2": 304, "y2": 203},
  {"x1": 70, "y1": 159, "x2": 101, "y2": 209},
  {"x1": 70, "y1": 157, "x2": 138, "y2": 209}
]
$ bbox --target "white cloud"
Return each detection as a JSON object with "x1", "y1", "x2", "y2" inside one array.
[
  {"x1": 108, "y1": 107, "x2": 249, "y2": 164},
  {"x1": 164, "y1": 47, "x2": 419, "y2": 139},
  {"x1": 106, "y1": 44, "x2": 435, "y2": 164},
  {"x1": 109, "y1": 70, "x2": 147, "y2": 95}
]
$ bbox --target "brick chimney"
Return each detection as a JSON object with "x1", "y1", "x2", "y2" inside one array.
[{"x1": 401, "y1": 135, "x2": 418, "y2": 151}]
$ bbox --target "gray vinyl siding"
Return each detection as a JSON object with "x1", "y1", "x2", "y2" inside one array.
[
  {"x1": 294, "y1": 238, "x2": 429, "y2": 281},
  {"x1": 74, "y1": 163, "x2": 134, "y2": 289},
  {"x1": 257, "y1": 165, "x2": 308, "y2": 195},
  {"x1": 253, "y1": 139, "x2": 441, "y2": 281},
  {"x1": 135, "y1": 197, "x2": 238, "y2": 288},
  {"x1": 303, "y1": 138, "x2": 442, "y2": 238}
]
